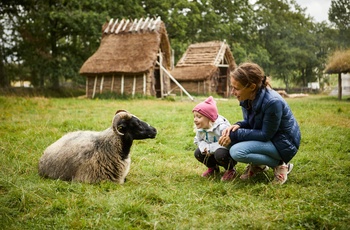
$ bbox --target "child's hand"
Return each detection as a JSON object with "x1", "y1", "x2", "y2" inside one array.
[
  {"x1": 218, "y1": 135, "x2": 231, "y2": 147},
  {"x1": 203, "y1": 148, "x2": 209, "y2": 155}
]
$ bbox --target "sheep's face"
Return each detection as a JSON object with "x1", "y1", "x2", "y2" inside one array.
[
  {"x1": 126, "y1": 116, "x2": 157, "y2": 140},
  {"x1": 113, "y1": 112, "x2": 157, "y2": 140}
]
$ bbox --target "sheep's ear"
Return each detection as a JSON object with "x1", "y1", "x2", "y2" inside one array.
[
  {"x1": 115, "y1": 109, "x2": 128, "y2": 115},
  {"x1": 117, "y1": 125, "x2": 125, "y2": 135}
]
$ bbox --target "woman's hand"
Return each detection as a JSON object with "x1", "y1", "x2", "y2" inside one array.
[
  {"x1": 221, "y1": 124, "x2": 240, "y2": 136},
  {"x1": 219, "y1": 125, "x2": 240, "y2": 147}
]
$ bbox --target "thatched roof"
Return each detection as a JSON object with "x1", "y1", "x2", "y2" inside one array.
[
  {"x1": 79, "y1": 17, "x2": 172, "y2": 76},
  {"x1": 325, "y1": 49, "x2": 350, "y2": 74},
  {"x1": 170, "y1": 41, "x2": 236, "y2": 81}
]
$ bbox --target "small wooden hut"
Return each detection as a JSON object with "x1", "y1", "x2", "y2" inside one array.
[
  {"x1": 325, "y1": 49, "x2": 350, "y2": 100},
  {"x1": 79, "y1": 17, "x2": 172, "y2": 98},
  {"x1": 170, "y1": 41, "x2": 236, "y2": 97}
]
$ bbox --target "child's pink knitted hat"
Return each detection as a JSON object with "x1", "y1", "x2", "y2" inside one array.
[{"x1": 192, "y1": 96, "x2": 218, "y2": 122}]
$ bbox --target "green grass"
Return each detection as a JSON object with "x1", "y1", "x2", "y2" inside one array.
[{"x1": 0, "y1": 95, "x2": 349, "y2": 229}]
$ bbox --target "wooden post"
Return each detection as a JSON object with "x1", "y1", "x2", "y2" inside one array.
[
  {"x1": 86, "y1": 77, "x2": 88, "y2": 98},
  {"x1": 226, "y1": 74, "x2": 230, "y2": 98},
  {"x1": 111, "y1": 76, "x2": 115, "y2": 92},
  {"x1": 143, "y1": 73, "x2": 146, "y2": 95},
  {"x1": 121, "y1": 75, "x2": 124, "y2": 95},
  {"x1": 132, "y1": 75, "x2": 136, "y2": 97},
  {"x1": 100, "y1": 76, "x2": 104, "y2": 94},
  {"x1": 338, "y1": 73, "x2": 342, "y2": 100},
  {"x1": 156, "y1": 61, "x2": 194, "y2": 101},
  {"x1": 92, "y1": 76, "x2": 97, "y2": 99},
  {"x1": 115, "y1": 19, "x2": 125, "y2": 34},
  {"x1": 159, "y1": 50, "x2": 164, "y2": 98},
  {"x1": 203, "y1": 81, "x2": 206, "y2": 94}
]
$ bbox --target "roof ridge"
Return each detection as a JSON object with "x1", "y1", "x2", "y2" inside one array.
[{"x1": 103, "y1": 16, "x2": 162, "y2": 34}]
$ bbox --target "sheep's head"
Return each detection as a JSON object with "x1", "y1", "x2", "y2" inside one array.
[{"x1": 112, "y1": 110, "x2": 157, "y2": 140}]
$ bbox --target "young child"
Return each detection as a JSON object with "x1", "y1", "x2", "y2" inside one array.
[{"x1": 192, "y1": 96, "x2": 237, "y2": 181}]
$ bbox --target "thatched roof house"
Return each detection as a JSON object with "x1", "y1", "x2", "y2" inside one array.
[
  {"x1": 325, "y1": 49, "x2": 350, "y2": 74},
  {"x1": 170, "y1": 41, "x2": 236, "y2": 97},
  {"x1": 79, "y1": 17, "x2": 172, "y2": 98},
  {"x1": 325, "y1": 49, "x2": 350, "y2": 100}
]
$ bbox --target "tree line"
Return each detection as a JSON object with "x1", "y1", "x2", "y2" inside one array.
[{"x1": 0, "y1": 0, "x2": 349, "y2": 91}]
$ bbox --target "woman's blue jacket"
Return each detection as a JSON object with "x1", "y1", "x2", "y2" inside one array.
[{"x1": 229, "y1": 87, "x2": 301, "y2": 163}]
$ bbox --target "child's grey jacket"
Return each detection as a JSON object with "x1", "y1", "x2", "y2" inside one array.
[{"x1": 194, "y1": 115, "x2": 231, "y2": 154}]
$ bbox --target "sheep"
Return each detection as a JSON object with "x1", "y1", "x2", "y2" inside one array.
[{"x1": 38, "y1": 110, "x2": 157, "y2": 184}]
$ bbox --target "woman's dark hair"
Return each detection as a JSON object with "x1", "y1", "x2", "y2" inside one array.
[{"x1": 230, "y1": 62, "x2": 271, "y2": 92}]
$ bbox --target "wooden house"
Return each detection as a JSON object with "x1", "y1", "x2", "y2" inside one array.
[
  {"x1": 170, "y1": 41, "x2": 236, "y2": 97},
  {"x1": 79, "y1": 17, "x2": 172, "y2": 98},
  {"x1": 325, "y1": 49, "x2": 350, "y2": 100}
]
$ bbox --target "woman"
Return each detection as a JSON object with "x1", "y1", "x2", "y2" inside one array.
[{"x1": 219, "y1": 62, "x2": 301, "y2": 184}]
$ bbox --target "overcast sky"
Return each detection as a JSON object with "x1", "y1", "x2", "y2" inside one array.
[{"x1": 294, "y1": 0, "x2": 332, "y2": 22}]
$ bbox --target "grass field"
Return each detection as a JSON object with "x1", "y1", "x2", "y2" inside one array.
[{"x1": 0, "y1": 95, "x2": 349, "y2": 229}]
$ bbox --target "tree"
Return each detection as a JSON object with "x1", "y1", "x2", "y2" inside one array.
[
  {"x1": 253, "y1": 0, "x2": 322, "y2": 90},
  {"x1": 0, "y1": 0, "x2": 20, "y2": 88},
  {"x1": 144, "y1": 0, "x2": 255, "y2": 64},
  {"x1": 312, "y1": 22, "x2": 339, "y2": 88},
  {"x1": 0, "y1": 0, "x2": 344, "y2": 92},
  {"x1": 3, "y1": 0, "x2": 146, "y2": 89},
  {"x1": 329, "y1": 0, "x2": 350, "y2": 48},
  {"x1": 210, "y1": 0, "x2": 256, "y2": 64}
]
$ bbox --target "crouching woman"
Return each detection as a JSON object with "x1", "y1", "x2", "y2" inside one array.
[{"x1": 219, "y1": 62, "x2": 301, "y2": 184}]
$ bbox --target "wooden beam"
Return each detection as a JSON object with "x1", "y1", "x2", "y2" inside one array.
[
  {"x1": 226, "y1": 74, "x2": 230, "y2": 98},
  {"x1": 122, "y1": 19, "x2": 130, "y2": 31},
  {"x1": 143, "y1": 73, "x2": 146, "y2": 95},
  {"x1": 129, "y1": 19, "x2": 137, "y2": 32},
  {"x1": 100, "y1": 76, "x2": 104, "y2": 94},
  {"x1": 111, "y1": 75, "x2": 114, "y2": 92},
  {"x1": 156, "y1": 61, "x2": 194, "y2": 101},
  {"x1": 111, "y1": 19, "x2": 119, "y2": 33},
  {"x1": 159, "y1": 50, "x2": 164, "y2": 98},
  {"x1": 218, "y1": 64, "x2": 229, "y2": 67},
  {"x1": 141, "y1": 17, "x2": 149, "y2": 30},
  {"x1": 121, "y1": 74, "x2": 124, "y2": 95},
  {"x1": 92, "y1": 76, "x2": 97, "y2": 99},
  {"x1": 132, "y1": 76, "x2": 136, "y2": 97},
  {"x1": 338, "y1": 73, "x2": 342, "y2": 100},
  {"x1": 135, "y1": 18, "x2": 143, "y2": 32},
  {"x1": 86, "y1": 77, "x2": 88, "y2": 98},
  {"x1": 147, "y1": 18, "x2": 154, "y2": 29},
  {"x1": 115, "y1": 19, "x2": 125, "y2": 34},
  {"x1": 151, "y1": 16, "x2": 161, "y2": 31},
  {"x1": 104, "y1": 19, "x2": 114, "y2": 33}
]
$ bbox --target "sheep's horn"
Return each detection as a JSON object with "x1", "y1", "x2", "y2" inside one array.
[
  {"x1": 113, "y1": 110, "x2": 132, "y2": 136},
  {"x1": 115, "y1": 109, "x2": 128, "y2": 115}
]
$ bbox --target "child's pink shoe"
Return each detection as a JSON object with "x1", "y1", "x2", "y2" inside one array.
[{"x1": 201, "y1": 167, "x2": 219, "y2": 177}]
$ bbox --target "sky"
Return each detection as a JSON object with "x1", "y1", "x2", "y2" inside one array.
[{"x1": 294, "y1": 0, "x2": 332, "y2": 23}]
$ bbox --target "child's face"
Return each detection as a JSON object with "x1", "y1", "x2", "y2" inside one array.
[{"x1": 193, "y1": 111, "x2": 211, "y2": 129}]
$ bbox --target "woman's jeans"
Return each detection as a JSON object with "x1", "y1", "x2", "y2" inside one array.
[{"x1": 229, "y1": 141, "x2": 282, "y2": 168}]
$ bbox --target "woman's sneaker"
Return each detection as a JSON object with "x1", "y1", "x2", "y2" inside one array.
[
  {"x1": 240, "y1": 164, "x2": 269, "y2": 180},
  {"x1": 273, "y1": 163, "x2": 289, "y2": 185},
  {"x1": 201, "y1": 167, "x2": 219, "y2": 177},
  {"x1": 221, "y1": 168, "x2": 237, "y2": 181}
]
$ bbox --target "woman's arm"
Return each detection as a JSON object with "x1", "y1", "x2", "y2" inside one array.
[{"x1": 230, "y1": 99, "x2": 283, "y2": 142}]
